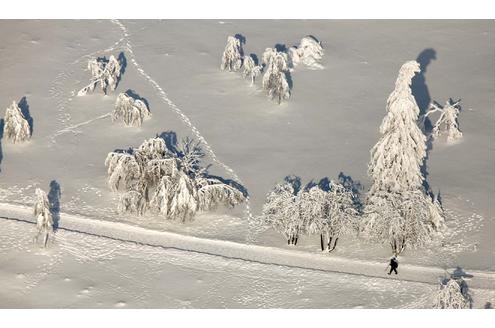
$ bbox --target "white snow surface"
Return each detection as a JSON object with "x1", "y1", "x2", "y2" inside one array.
[{"x1": 1, "y1": 20, "x2": 495, "y2": 307}]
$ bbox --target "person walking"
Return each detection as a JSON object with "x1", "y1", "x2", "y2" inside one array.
[{"x1": 388, "y1": 256, "x2": 399, "y2": 275}]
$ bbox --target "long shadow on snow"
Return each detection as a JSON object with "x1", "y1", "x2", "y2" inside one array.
[
  {"x1": 48, "y1": 180, "x2": 62, "y2": 231},
  {"x1": 19, "y1": 96, "x2": 34, "y2": 136}
]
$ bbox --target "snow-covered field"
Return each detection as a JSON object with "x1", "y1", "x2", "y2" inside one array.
[{"x1": 1, "y1": 20, "x2": 495, "y2": 308}]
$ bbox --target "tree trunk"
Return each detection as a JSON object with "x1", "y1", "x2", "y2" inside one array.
[
  {"x1": 329, "y1": 237, "x2": 339, "y2": 252},
  {"x1": 327, "y1": 236, "x2": 333, "y2": 251},
  {"x1": 320, "y1": 234, "x2": 324, "y2": 251},
  {"x1": 294, "y1": 236, "x2": 298, "y2": 246}
]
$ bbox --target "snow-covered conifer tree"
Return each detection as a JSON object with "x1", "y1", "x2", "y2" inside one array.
[
  {"x1": 33, "y1": 188, "x2": 53, "y2": 247},
  {"x1": 118, "y1": 190, "x2": 147, "y2": 215},
  {"x1": 78, "y1": 54, "x2": 123, "y2": 96},
  {"x1": 242, "y1": 55, "x2": 262, "y2": 85},
  {"x1": 262, "y1": 50, "x2": 291, "y2": 104},
  {"x1": 113, "y1": 91, "x2": 150, "y2": 127},
  {"x1": 362, "y1": 61, "x2": 445, "y2": 254},
  {"x1": 289, "y1": 36, "x2": 324, "y2": 68},
  {"x1": 3, "y1": 101, "x2": 31, "y2": 143},
  {"x1": 262, "y1": 177, "x2": 303, "y2": 245},
  {"x1": 368, "y1": 61, "x2": 425, "y2": 194},
  {"x1": 434, "y1": 276, "x2": 472, "y2": 309},
  {"x1": 425, "y1": 100, "x2": 463, "y2": 142},
  {"x1": 220, "y1": 36, "x2": 243, "y2": 72}
]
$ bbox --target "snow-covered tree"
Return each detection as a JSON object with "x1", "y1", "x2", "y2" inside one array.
[
  {"x1": 113, "y1": 91, "x2": 150, "y2": 127},
  {"x1": 262, "y1": 177, "x2": 303, "y2": 245},
  {"x1": 242, "y1": 55, "x2": 262, "y2": 85},
  {"x1": 78, "y1": 54, "x2": 123, "y2": 96},
  {"x1": 289, "y1": 36, "x2": 324, "y2": 69},
  {"x1": 424, "y1": 100, "x2": 463, "y2": 142},
  {"x1": 434, "y1": 276, "x2": 472, "y2": 309},
  {"x1": 220, "y1": 36, "x2": 243, "y2": 72},
  {"x1": 104, "y1": 151, "x2": 141, "y2": 192},
  {"x1": 363, "y1": 61, "x2": 445, "y2": 254},
  {"x1": 301, "y1": 182, "x2": 358, "y2": 251},
  {"x1": 33, "y1": 188, "x2": 53, "y2": 247},
  {"x1": 105, "y1": 135, "x2": 245, "y2": 222},
  {"x1": 368, "y1": 61, "x2": 425, "y2": 194},
  {"x1": 262, "y1": 50, "x2": 291, "y2": 104},
  {"x1": 3, "y1": 101, "x2": 31, "y2": 143},
  {"x1": 363, "y1": 190, "x2": 443, "y2": 255}
]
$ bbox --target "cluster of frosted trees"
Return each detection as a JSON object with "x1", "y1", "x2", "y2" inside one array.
[
  {"x1": 78, "y1": 54, "x2": 124, "y2": 96},
  {"x1": 105, "y1": 135, "x2": 245, "y2": 222},
  {"x1": 262, "y1": 176, "x2": 358, "y2": 251},
  {"x1": 220, "y1": 35, "x2": 323, "y2": 104},
  {"x1": 2, "y1": 100, "x2": 31, "y2": 144},
  {"x1": 263, "y1": 60, "x2": 455, "y2": 256}
]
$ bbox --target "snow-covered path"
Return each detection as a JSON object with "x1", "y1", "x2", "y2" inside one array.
[{"x1": 1, "y1": 202, "x2": 495, "y2": 308}]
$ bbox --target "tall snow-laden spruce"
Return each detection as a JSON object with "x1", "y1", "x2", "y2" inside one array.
[
  {"x1": 362, "y1": 60, "x2": 444, "y2": 255},
  {"x1": 33, "y1": 188, "x2": 53, "y2": 247},
  {"x1": 220, "y1": 36, "x2": 243, "y2": 72},
  {"x1": 105, "y1": 135, "x2": 246, "y2": 222},
  {"x1": 3, "y1": 101, "x2": 31, "y2": 143},
  {"x1": 262, "y1": 49, "x2": 291, "y2": 104}
]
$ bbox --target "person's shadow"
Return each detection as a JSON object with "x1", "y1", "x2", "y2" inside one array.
[{"x1": 48, "y1": 180, "x2": 61, "y2": 231}]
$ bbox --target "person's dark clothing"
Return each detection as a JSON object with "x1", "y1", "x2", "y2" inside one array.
[{"x1": 388, "y1": 258, "x2": 399, "y2": 275}]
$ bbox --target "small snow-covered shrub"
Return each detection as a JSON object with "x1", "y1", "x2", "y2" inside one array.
[
  {"x1": 105, "y1": 135, "x2": 246, "y2": 222},
  {"x1": 3, "y1": 101, "x2": 31, "y2": 143},
  {"x1": 113, "y1": 91, "x2": 150, "y2": 127},
  {"x1": 78, "y1": 54, "x2": 123, "y2": 96},
  {"x1": 262, "y1": 49, "x2": 291, "y2": 104},
  {"x1": 424, "y1": 100, "x2": 463, "y2": 142},
  {"x1": 221, "y1": 36, "x2": 243, "y2": 72},
  {"x1": 289, "y1": 36, "x2": 324, "y2": 68},
  {"x1": 242, "y1": 55, "x2": 262, "y2": 85},
  {"x1": 33, "y1": 188, "x2": 53, "y2": 247},
  {"x1": 434, "y1": 277, "x2": 472, "y2": 309}
]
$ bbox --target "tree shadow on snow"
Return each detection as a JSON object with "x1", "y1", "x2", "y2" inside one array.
[
  {"x1": 118, "y1": 52, "x2": 127, "y2": 77},
  {"x1": 19, "y1": 96, "x2": 34, "y2": 136},
  {"x1": 48, "y1": 180, "x2": 61, "y2": 231},
  {"x1": 412, "y1": 48, "x2": 436, "y2": 131}
]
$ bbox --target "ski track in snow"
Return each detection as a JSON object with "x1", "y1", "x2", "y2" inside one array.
[{"x1": 46, "y1": 20, "x2": 254, "y2": 237}]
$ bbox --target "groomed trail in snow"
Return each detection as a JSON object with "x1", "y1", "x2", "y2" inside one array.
[{"x1": 2, "y1": 202, "x2": 495, "y2": 291}]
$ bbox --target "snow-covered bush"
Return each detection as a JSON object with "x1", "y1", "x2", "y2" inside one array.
[
  {"x1": 33, "y1": 188, "x2": 53, "y2": 247},
  {"x1": 78, "y1": 54, "x2": 123, "y2": 96},
  {"x1": 3, "y1": 101, "x2": 31, "y2": 143},
  {"x1": 220, "y1": 36, "x2": 243, "y2": 72},
  {"x1": 262, "y1": 176, "x2": 303, "y2": 245},
  {"x1": 363, "y1": 61, "x2": 445, "y2": 254},
  {"x1": 113, "y1": 91, "x2": 150, "y2": 127},
  {"x1": 434, "y1": 277, "x2": 472, "y2": 309},
  {"x1": 242, "y1": 55, "x2": 262, "y2": 85},
  {"x1": 262, "y1": 49, "x2": 291, "y2": 104},
  {"x1": 289, "y1": 36, "x2": 324, "y2": 69},
  {"x1": 105, "y1": 135, "x2": 245, "y2": 222},
  {"x1": 424, "y1": 100, "x2": 463, "y2": 142}
]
